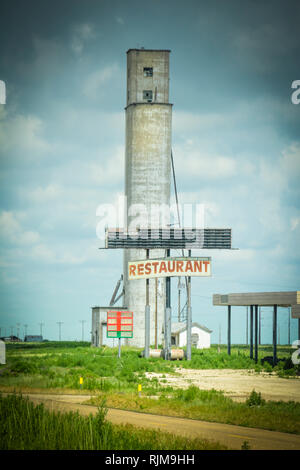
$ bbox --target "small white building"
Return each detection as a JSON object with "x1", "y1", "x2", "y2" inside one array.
[
  {"x1": 171, "y1": 322, "x2": 212, "y2": 349},
  {"x1": 0, "y1": 340, "x2": 5, "y2": 364}
]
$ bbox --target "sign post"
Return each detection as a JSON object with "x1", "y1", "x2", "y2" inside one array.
[
  {"x1": 128, "y1": 256, "x2": 212, "y2": 360},
  {"x1": 107, "y1": 310, "x2": 133, "y2": 358}
]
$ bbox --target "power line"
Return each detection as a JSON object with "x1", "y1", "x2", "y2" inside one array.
[
  {"x1": 57, "y1": 322, "x2": 63, "y2": 341},
  {"x1": 79, "y1": 320, "x2": 86, "y2": 342},
  {"x1": 39, "y1": 322, "x2": 44, "y2": 337}
]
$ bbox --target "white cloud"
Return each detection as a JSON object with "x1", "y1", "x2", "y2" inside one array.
[
  {"x1": 0, "y1": 113, "x2": 50, "y2": 162},
  {"x1": 291, "y1": 216, "x2": 300, "y2": 231},
  {"x1": 173, "y1": 111, "x2": 227, "y2": 134},
  {"x1": 83, "y1": 64, "x2": 120, "y2": 99},
  {"x1": 174, "y1": 144, "x2": 237, "y2": 179},
  {"x1": 30, "y1": 243, "x2": 56, "y2": 262},
  {"x1": 27, "y1": 184, "x2": 63, "y2": 203},
  {"x1": 281, "y1": 143, "x2": 300, "y2": 177},
  {"x1": 88, "y1": 145, "x2": 124, "y2": 184},
  {"x1": 71, "y1": 23, "x2": 96, "y2": 55},
  {"x1": 0, "y1": 211, "x2": 41, "y2": 246}
]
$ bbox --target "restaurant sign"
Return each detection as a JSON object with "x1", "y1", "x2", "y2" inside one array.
[{"x1": 128, "y1": 257, "x2": 211, "y2": 280}]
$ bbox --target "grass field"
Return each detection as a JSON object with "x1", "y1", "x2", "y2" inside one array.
[
  {"x1": 1, "y1": 341, "x2": 300, "y2": 442},
  {"x1": 0, "y1": 393, "x2": 227, "y2": 450}
]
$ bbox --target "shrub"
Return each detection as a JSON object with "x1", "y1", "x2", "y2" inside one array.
[
  {"x1": 10, "y1": 359, "x2": 38, "y2": 375},
  {"x1": 246, "y1": 390, "x2": 265, "y2": 407}
]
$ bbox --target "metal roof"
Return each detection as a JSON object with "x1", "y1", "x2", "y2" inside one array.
[
  {"x1": 127, "y1": 48, "x2": 171, "y2": 53},
  {"x1": 213, "y1": 291, "x2": 300, "y2": 318},
  {"x1": 171, "y1": 321, "x2": 212, "y2": 335},
  {"x1": 105, "y1": 228, "x2": 232, "y2": 249}
]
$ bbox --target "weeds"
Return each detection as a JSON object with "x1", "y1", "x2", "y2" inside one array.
[
  {"x1": 88, "y1": 386, "x2": 300, "y2": 435},
  {"x1": 1, "y1": 342, "x2": 300, "y2": 436},
  {"x1": 0, "y1": 393, "x2": 227, "y2": 450},
  {"x1": 246, "y1": 390, "x2": 265, "y2": 407}
]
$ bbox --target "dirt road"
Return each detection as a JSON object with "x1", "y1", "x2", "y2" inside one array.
[
  {"x1": 145, "y1": 368, "x2": 300, "y2": 402},
  {"x1": 6, "y1": 392, "x2": 300, "y2": 451}
]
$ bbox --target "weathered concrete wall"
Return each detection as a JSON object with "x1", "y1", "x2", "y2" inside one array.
[
  {"x1": 126, "y1": 49, "x2": 170, "y2": 105},
  {"x1": 124, "y1": 49, "x2": 172, "y2": 348}
]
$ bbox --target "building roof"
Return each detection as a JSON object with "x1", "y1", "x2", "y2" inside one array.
[
  {"x1": 213, "y1": 291, "x2": 300, "y2": 310},
  {"x1": 171, "y1": 322, "x2": 212, "y2": 335},
  {"x1": 127, "y1": 48, "x2": 171, "y2": 53}
]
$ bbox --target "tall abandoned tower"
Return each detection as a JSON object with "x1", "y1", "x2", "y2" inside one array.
[{"x1": 123, "y1": 48, "x2": 172, "y2": 347}]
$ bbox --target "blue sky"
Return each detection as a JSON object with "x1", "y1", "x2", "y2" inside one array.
[{"x1": 0, "y1": 0, "x2": 299, "y2": 343}]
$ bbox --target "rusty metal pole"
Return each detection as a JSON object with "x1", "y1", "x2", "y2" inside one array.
[
  {"x1": 155, "y1": 278, "x2": 158, "y2": 348},
  {"x1": 186, "y1": 250, "x2": 192, "y2": 360},
  {"x1": 145, "y1": 249, "x2": 150, "y2": 358},
  {"x1": 165, "y1": 249, "x2": 171, "y2": 360},
  {"x1": 227, "y1": 305, "x2": 231, "y2": 355}
]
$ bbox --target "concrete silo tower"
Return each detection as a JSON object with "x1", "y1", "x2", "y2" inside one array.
[{"x1": 123, "y1": 48, "x2": 172, "y2": 348}]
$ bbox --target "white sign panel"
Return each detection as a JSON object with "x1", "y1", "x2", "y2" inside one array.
[{"x1": 128, "y1": 257, "x2": 211, "y2": 280}]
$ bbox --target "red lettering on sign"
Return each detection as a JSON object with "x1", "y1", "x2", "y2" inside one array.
[
  {"x1": 137, "y1": 263, "x2": 144, "y2": 275},
  {"x1": 168, "y1": 260, "x2": 176, "y2": 272},
  {"x1": 129, "y1": 264, "x2": 136, "y2": 277},
  {"x1": 176, "y1": 261, "x2": 184, "y2": 272},
  {"x1": 185, "y1": 261, "x2": 193, "y2": 272},
  {"x1": 203, "y1": 261, "x2": 210, "y2": 272},
  {"x1": 159, "y1": 261, "x2": 167, "y2": 273},
  {"x1": 152, "y1": 261, "x2": 159, "y2": 273},
  {"x1": 145, "y1": 262, "x2": 151, "y2": 274},
  {"x1": 194, "y1": 261, "x2": 202, "y2": 272}
]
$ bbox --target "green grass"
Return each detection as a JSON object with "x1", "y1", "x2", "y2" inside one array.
[
  {"x1": 1, "y1": 342, "x2": 298, "y2": 395},
  {"x1": 0, "y1": 393, "x2": 227, "y2": 450},
  {"x1": 1, "y1": 341, "x2": 299, "y2": 436},
  {"x1": 87, "y1": 386, "x2": 300, "y2": 435}
]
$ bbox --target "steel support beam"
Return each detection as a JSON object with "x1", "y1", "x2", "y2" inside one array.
[
  {"x1": 165, "y1": 249, "x2": 171, "y2": 360},
  {"x1": 254, "y1": 305, "x2": 258, "y2": 363},
  {"x1": 227, "y1": 305, "x2": 231, "y2": 355},
  {"x1": 186, "y1": 249, "x2": 192, "y2": 360},
  {"x1": 273, "y1": 305, "x2": 277, "y2": 366},
  {"x1": 144, "y1": 306, "x2": 150, "y2": 358},
  {"x1": 250, "y1": 305, "x2": 253, "y2": 359},
  {"x1": 144, "y1": 249, "x2": 150, "y2": 358}
]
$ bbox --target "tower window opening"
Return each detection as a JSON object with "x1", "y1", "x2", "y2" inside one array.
[
  {"x1": 143, "y1": 90, "x2": 153, "y2": 102},
  {"x1": 144, "y1": 67, "x2": 153, "y2": 77}
]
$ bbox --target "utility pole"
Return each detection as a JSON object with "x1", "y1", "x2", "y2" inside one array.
[
  {"x1": 79, "y1": 320, "x2": 86, "y2": 342},
  {"x1": 39, "y1": 322, "x2": 44, "y2": 338},
  {"x1": 16, "y1": 323, "x2": 21, "y2": 339},
  {"x1": 57, "y1": 322, "x2": 63, "y2": 341},
  {"x1": 23, "y1": 324, "x2": 28, "y2": 340},
  {"x1": 10, "y1": 326, "x2": 14, "y2": 337}
]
